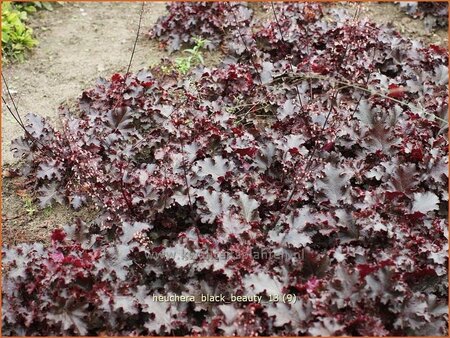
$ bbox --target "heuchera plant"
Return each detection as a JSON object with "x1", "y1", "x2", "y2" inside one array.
[
  {"x1": 398, "y1": 2, "x2": 448, "y2": 29},
  {"x1": 149, "y1": 2, "x2": 253, "y2": 52},
  {"x1": 3, "y1": 3, "x2": 448, "y2": 336}
]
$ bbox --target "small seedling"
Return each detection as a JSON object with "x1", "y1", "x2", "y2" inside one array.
[
  {"x1": 23, "y1": 196, "x2": 37, "y2": 216},
  {"x1": 174, "y1": 37, "x2": 208, "y2": 74},
  {"x1": 43, "y1": 205, "x2": 53, "y2": 217}
]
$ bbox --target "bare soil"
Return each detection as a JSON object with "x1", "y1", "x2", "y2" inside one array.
[
  {"x1": 2, "y1": 175, "x2": 97, "y2": 245},
  {"x1": 1, "y1": 2, "x2": 448, "y2": 245},
  {"x1": 356, "y1": 2, "x2": 447, "y2": 46}
]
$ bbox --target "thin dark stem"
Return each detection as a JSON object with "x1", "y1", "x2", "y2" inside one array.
[
  {"x1": 125, "y1": 2, "x2": 145, "y2": 78},
  {"x1": 284, "y1": 72, "x2": 443, "y2": 123},
  {"x1": 2, "y1": 97, "x2": 26, "y2": 132},
  {"x1": 2, "y1": 96, "x2": 54, "y2": 155},
  {"x1": 352, "y1": 3, "x2": 362, "y2": 22},
  {"x1": 270, "y1": 2, "x2": 304, "y2": 109},
  {"x1": 178, "y1": 132, "x2": 193, "y2": 208},
  {"x1": 109, "y1": 2, "x2": 145, "y2": 134},
  {"x1": 270, "y1": 90, "x2": 338, "y2": 229},
  {"x1": 2, "y1": 73, "x2": 24, "y2": 126},
  {"x1": 228, "y1": 2, "x2": 338, "y2": 229},
  {"x1": 231, "y1": 8, "x2": 264, "y2": 86},
  {"x1": 2, "y1": 74, "x2": 62, "y2": 160},
  {"x1": 119, "y1": 166, "x2": 134, "y2": 214},
  {"x1": 291, "y1": 5, "x2": 313, "y2": 101},
  {"x1": 350, "y1": 47, "x2": 376, "y2": 118},
  {"x1": 268, "y1": 2, "x2": 337, "y2": 228}
]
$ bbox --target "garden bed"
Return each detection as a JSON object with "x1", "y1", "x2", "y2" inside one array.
[{"x1": 2, "y1": 2, "x2": 448, "y2": 336}]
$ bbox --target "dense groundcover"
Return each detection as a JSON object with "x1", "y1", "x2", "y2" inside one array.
[{"x1": 2, "y1": 3, "x2": 448, "y2": 336}]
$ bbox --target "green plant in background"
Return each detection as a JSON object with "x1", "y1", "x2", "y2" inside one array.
[
  {"x1": 2, "y1": 1, "x2": 38, "y2": 62},
  {"x1": 18, "y1": 1, "x2": 56, "y2": 13},
  {"x1": 174, "y1": 37, "x2": 207, "y2": 74},
  {"x1": 23, "y1": 196, "x2": 37, "y2": 216},
  {"x1": 43, "y1": 204, "x2": 53, "y2": 217}
]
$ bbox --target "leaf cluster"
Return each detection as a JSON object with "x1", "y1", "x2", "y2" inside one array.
[
  {"x1": 1, "y1": 1, "x2": 38, "y2": 62},
  {"x1": 149, "y1": 2, "x2": 253, "y2": 53},
  {"x1": 3, "y1": 3, "x2": 449, "y2": 336},
  {"x1": 174, "y1": 37, "x2": 208, "y2": 75}
]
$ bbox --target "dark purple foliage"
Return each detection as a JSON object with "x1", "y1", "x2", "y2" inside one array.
[
  {"x1": 149, "y1": 2, "x2": 253, "y2": 52},
  {"x1": 398, "y1": 2, "x2": 448, "y2": 29},
  {"x1": 3, "y1": 3, "x2": 448, "y2": 336}
]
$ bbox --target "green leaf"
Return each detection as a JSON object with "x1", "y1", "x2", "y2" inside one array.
[{"x1": 41, "y1": 2, "x2": 54, "y2": 11}]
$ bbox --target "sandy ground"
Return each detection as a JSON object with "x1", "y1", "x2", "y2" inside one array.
[
  {"x1": 2, "y1": 2, "x2": 167, "y2": 165},
  {"x1": 357, "y1": 2, "x2": 447, "y2": 46},
  {"x1": 1, "y1": 2, "x2": 448, "y2": 245}
]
